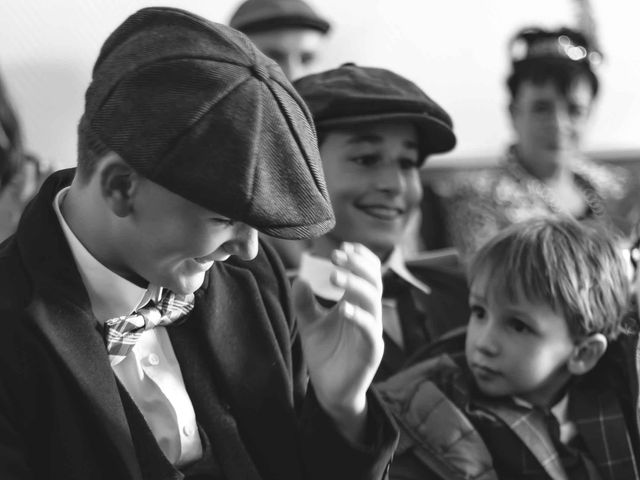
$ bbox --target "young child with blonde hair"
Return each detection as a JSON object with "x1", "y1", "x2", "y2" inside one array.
[{"x1": 379, "y1": 216, "x2": 639, "y2": 479}]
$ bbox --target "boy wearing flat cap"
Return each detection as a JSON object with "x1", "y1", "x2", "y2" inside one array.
[
  {"x1": 229, "y1": 0, "x2": 329, "y2": 80},
  {"x1": 0, "y1": 8, "x2": 397, "y2": 480},
  {"x1": 294, "y1": 64, "x2": 470, "y2": 381}
]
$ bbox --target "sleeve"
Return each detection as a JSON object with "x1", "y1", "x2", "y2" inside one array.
[
  {"x1": 298, "y1": 386, "x2": 399, "y2": 480},
  {"x1": 257, "y1": 239, "x2": 400, "y2": 480},
  {"x1": 0, "y1": 375, "x2": 33, "y2": 480},
  {"x1": 0, "y1": 315, "x2": 35, "y2": 480}
]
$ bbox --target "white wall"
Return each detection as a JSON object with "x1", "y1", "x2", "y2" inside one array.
[{"x1": 1, "y1": 0, "x2": 639, "y2": 168}]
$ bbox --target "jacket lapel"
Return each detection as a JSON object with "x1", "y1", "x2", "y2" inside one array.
[
  {"x1": 173, "y1": 260, "x2": 303, "y2": 479},
  {"x1": 27, "y1": 296, "x2": 142, "y2": 480},
  {"x1": 412, "y1": 287, "x2": 465, "y2": 342},
  {"x1": 570, "y1": 370, "x2": 640, "y2": 480},
  {"x1": 477, "y1": 400, "x2": 569, "y2": 480},
  {"x1": 17, "y1": 170, "x2": 142, "y2": 480}
]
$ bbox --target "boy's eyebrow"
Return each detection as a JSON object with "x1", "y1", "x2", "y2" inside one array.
[
  {"x1": 403, "y1": 139, "x2": 419, "y2": 151},
  {"x1": 468, "y1": 292, "x2": 486, "y2": 303},
  {"x1": 346, "y1": 133, "x2": 383, "y2": 145}
]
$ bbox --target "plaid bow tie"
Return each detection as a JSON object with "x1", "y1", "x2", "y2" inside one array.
[{"x1": 104, "y1": 291, "x2": 195, "y2": 366}]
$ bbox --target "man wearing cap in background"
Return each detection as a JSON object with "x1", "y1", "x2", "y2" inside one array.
[
  {"x1": 229, "y1": 0, "x2": 330, "y2": 80},
  {"x1": 0, "y1": 8, "x2": 397, "y2": 480},
  {"x1": 294, "y1": 63, "x2": 470, "y2": 382}
]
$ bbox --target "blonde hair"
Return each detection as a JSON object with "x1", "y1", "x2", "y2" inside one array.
[{"x1": 468, "y1": 216, "x2": 632, "y2": 340}]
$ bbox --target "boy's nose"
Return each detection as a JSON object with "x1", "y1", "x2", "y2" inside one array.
[
  {"x1": 226, "y1": 223, "x2": 259, "y2": 260},
  {"x1": 376, "y1": 164, "x2": 405, "y2": 193},
  {"x1": 474, "y1": 324, "x2": 500, "y2": 356},
  {"x1": 546, "y1": 106, "x2": 572, "y2": 134}
]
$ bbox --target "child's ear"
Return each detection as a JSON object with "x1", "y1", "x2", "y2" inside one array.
[
  {"x1": 98, "y1": 153, "x2": 139, "y2": 217},
  {"x1": 567, "y1": 333, "x2": 607, "y2": 375}
]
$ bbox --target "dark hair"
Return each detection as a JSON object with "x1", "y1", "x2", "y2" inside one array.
[
  {"x1": 506, "y1": 27, "x2": 600, "y2": 100},
  {"x1": 0, "y1": 74, "x2": 25, "y2": 189},
  {"x1": 468, "y1": 216, "x2": 632, "y2": 340},
  {"x1": 76, "y1": 115, "x2": 111, "y2": 182}
]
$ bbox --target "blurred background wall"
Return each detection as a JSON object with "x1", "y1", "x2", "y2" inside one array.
[{"x1": 0, "y1": 0, "x2": 638, "y2": 169}]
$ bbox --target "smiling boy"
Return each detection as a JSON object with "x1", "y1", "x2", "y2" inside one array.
[
  {"x1": 0, "y1": 8, "x2": 397, "y2": 479},
  {"x1": 378, "y1": 216, "x2": 640, "y2": 479},
  {"x1": 294, "y1": 64, "x2": 470, "y2": 381},
  {"x1": 229, "y1": 0, "x2": 330, "y2": 80}
]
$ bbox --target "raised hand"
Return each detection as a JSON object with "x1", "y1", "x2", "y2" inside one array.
[{"x1": 292, "y1": 242, "x2": 384, "y2": 441}]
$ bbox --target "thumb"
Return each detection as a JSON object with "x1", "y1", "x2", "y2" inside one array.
[{"x1": 291, "y1": 278, "x2": 323, "y2": 330}]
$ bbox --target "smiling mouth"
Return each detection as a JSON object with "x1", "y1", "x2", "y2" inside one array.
[
  {"x1": 358, "y1": 205, "x2": 405, "y2": 221},
  {"x1": 471, "y1": 363, "x2": 501, "y2": 378},
  {"x1": 193, "y1": 257, "x2": 215, "y2": 267}
]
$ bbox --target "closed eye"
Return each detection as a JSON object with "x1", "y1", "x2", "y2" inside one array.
[{"x1": 211, "y1": 217, "x2": 234, "y2": 227}]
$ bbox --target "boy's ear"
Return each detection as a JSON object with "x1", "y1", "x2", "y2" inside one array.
[
  {"x1": 567, "y1": 333, "x2": 607, "y2": 375},
  {"x1": 98, "y1": 153, "x2": 139, "y2": 217}
]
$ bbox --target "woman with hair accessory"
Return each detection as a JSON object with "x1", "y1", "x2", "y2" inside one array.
[{"x1": 436, "y1": 26, "x2": 640, "y2": 260}]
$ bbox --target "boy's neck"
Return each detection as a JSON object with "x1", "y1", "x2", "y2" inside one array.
[{"x1": 62, "y1": 180, "x2": 146, "y2": 289}]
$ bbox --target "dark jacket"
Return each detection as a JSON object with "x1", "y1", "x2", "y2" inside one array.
[
  {"x1": 376, "y1": 264, "x2": 469, "y2": 382},
  {"x1": 0, "y1": 169, "x2": 398, "y2": 480}
]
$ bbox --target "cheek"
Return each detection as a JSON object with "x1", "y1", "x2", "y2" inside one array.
[
  {"x1": 464, "y1": 320, "x2": 479, "y2": 355},
  {"x1": 404, "y1": 174, "x2": 423, "y2": 207},
  {"x1": 510, "y1": 342, "x2": 565, "y2": 378},
  {"x1": 327, "y1": 176, "x2": 360, "y2": 210},
  {"x1": 147, "y1": 221, "x2": 213, "y2": 260}
]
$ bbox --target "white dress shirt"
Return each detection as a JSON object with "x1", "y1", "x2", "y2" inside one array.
[
  {"x1": 298, "y1": 248, "x2": 431, "y2": 348},
  {"x1": 53, "y1": 187, "x2": 202, "y2": 466}
]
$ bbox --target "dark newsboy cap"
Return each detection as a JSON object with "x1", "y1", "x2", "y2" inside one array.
[
  {"x1": 230, "y1": 0, "x2": 330, "y2": 34},
  {"x1": 83, "y1": 6, "x2": 334, "y2": 239},
  {"x1": 294, "y1": 63, "x2": 456, "y2": 160}
]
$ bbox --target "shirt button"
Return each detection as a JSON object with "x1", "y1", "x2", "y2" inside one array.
[
  {"x1": 183, "y1": 424, "x2": 196, "y2": 437},
  {"x1": 147, "y1": 353, "x2": 160, "y2": 366}
]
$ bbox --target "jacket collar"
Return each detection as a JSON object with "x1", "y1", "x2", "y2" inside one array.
[{"x1": 16, "y1": 168, "x2": 143, "y2": 480}]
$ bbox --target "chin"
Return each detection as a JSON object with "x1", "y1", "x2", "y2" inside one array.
[
  {"x1": 169, "y1": 271, "x2": 206, "y2": 295},
  {"x1": 365, "y1": 235, "x2": 399, "y2": 255}
]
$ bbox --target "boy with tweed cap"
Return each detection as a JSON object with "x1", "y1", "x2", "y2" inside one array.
[
  {"x1": 294, "y1": 63, "x2": 470, "y2": 382},
  {"x1": 229, "y1": 0, "x2": 330, "y2": 80},
  {"x1": 377, "y1": 216, "x2": 640, "y2": 479},
  {"x1": 0, "y1": 7, "x2": 397, "y2": 479}
]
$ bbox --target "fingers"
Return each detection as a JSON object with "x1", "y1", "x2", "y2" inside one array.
[
  {"x1": 339, "y1": 300, "x2": 384, "y2": 341},
  {"x1": 331, "y1": 242, "x2": 382, "y2": 320},
  {"x1": 331, "y1": 243, "x2": 382, "y2": 292}
]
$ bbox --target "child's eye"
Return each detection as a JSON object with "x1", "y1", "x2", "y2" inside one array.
[
  {"x1": 469, "y1": 305, "x2": 486, "y2": 320},
  {"x1": 509, "y1": 318, "x2": 533, "y2": 334}
]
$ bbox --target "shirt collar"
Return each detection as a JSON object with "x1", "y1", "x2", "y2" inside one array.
[
  {"x1": 549, "y1": 394, "x2": 570, "y2": 425},
  {"x1": 385, "y1": 247, "x2": 431, "y2": 295},
  {"x1": 53, "y1": 187, "x2": 161, "y2": 322},
  {"x1": 511, "y1": 394, "x2": 569, "y2": 419},
  {"x1": 298, "y1": 247, "x2": 431, "y2": 302}
]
